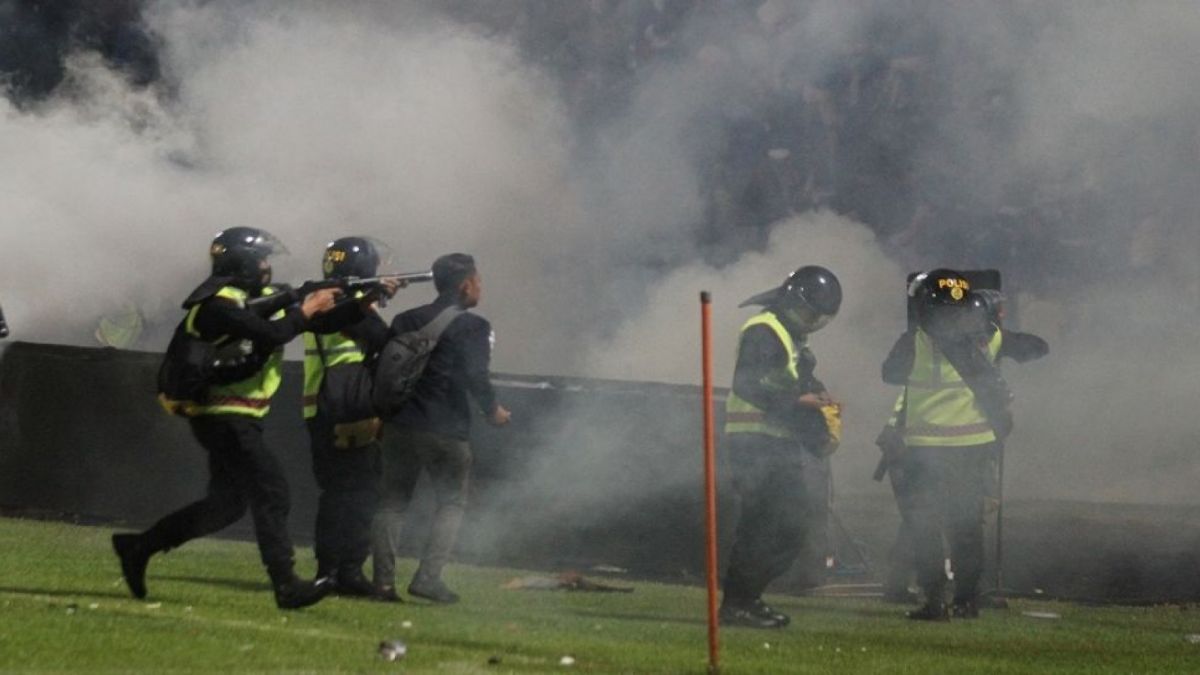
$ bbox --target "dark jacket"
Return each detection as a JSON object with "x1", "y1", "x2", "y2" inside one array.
[
  {"x1": 730, "y1": 317, "x2": 827, "y2": 441},
  {"x1": 388, "y1": 296, "x2": 498, "y2": 440}
]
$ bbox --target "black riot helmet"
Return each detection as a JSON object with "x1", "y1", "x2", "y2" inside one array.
[
  {"x1": 323, "y1": 236, "x2": 388, "y2": 280},
  {"x1": 741, "y1": 265, "x2": 842, "y2": 333},
  {"x1": 910, "y1": 268, "x2": 976, "y2": 337},
  {"x1": 210, "y1": 227, "x2": 288, "y2": 292}
]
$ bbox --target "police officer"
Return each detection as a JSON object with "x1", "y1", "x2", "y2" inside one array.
[
  {"x1": 720, "y1": 265, "x2": 843, "y2": 628},
  {"x1": 880, "y1": 269, "x2": 1046, "y2": 621},
  {"x1": 112, "y1": 227, "x2": 340, "y2": 609},
  {"x1": 301, "y1": 237, "x2": 400, "y2": 600}
]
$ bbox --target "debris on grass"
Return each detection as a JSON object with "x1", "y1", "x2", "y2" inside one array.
[
  {"x1": 1184, "y1": 634, "x2": 1200, "y2": 644},
  {"x1": 559, "y1": 655, "x2": 576, "y2": 666},
  {"x1": 378, "y1": 640, "x2": 407, "y2": 662},
  {"x1": 1022, "y1": 611, "x2": 1061, "y2": 620},
  {"x1": 503, "y1": 572, "x2": 633, "y2": 593},
  {"x1": 401, "y1": 620, "x2": 413, "y2": 629},
  {"x1": 146, "y1": 602, "x2": 162, "y2": 609}
]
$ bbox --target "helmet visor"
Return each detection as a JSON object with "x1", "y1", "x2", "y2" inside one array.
[{"x1": 783, "y1": 305, "x2": 835, "y2": 333}]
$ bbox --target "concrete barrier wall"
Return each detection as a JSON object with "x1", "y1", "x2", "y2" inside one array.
[{"x1": 2, "y1": 341, "x2": 1198, "y2": 602}]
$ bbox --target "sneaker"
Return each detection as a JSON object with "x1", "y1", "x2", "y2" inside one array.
[
  {"x1": 372, "y1": 584, "x2": 404, "y2": 603},
  {"x1": 719, "y1": 603, "x2": 786, "y2": 629},
  {"x1": 951, "y1": 599, "x2": 980, "y2": 619},
  {"x1": 274, "y1": 576, "x2": 332, "y2": 610},
  {"x1": 750, "y1": 599, "x2": 791, "y2": 627},
  {"x1": 907, "y1": 601, "x2": 950, "y2": 622},
  {"x1": 112, "y1": 533, "x2": 150, "y2": 599},
  {"x1": 407, "y1": 576, "x2": 460, "y2": 604},
  {"x1": 333, "y1": 569, "x2": 376, "y2": 598}
]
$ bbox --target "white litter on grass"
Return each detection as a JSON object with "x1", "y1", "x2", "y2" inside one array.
[
  {"x1": 1021, "y1": 611, "x2": 1061, "y2": 620},
  {"x1": 559, "y1": 655, "x2": 576, "y2": 666},
  {"x1": 88, "y1": 603, "x2": 99, "y2": 610},
  {"x1": 238, "y1": 644, "x2": 254, "y2": 653},
  {"x1": 1184, "y1": 634, "x2": 1200, "y2": 644},
  {"x1": 184, "y1": 606, "x2": 193, "y2": 612},
  {"x1": 762, "y1": 642, "x2": 771, "y2": 650},
  {"x1": 379, "y1": 640, "x2": 407, "y2": 661},
  {"x1": 401, "y1": 620, "x2": 413, "y2": 629},
  {"x1": 146, "y1": 602, "x2": 162, "y2": 609}
]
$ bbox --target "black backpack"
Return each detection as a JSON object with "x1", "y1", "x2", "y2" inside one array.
[
  {"x1": 372, "y1": 306, "x2": 463, "y2": 418},
  {"x1": 157, "y1": 322, "x2": 266, "y2": 416}
]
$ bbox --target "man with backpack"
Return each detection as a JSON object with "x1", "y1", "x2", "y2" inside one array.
[
  {"x1": 112, "y1": 227, "x2": 341, "y2": 610},
  {"x1": 371, "y1": 253, "x2": 511, "y2": 604},
  {"x1": 301, "y1": 237, "x2": 402, "y2": 600}
]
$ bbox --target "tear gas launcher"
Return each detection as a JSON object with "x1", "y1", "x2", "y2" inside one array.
[{"x1": 245, "y1": 270, "x2": 434, "y2": 316}]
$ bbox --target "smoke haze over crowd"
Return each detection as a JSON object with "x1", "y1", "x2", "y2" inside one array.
[{"x1": 2, "y1": 0, "x2": 1199, "y2": 504}]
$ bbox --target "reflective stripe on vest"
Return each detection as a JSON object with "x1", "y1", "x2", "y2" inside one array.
[
  {"x1": 191, "y1": 286, "x2": 285, "y2": 419},
  {"x1": 724, "y1": 311, "x2": 802, "y2": 438},
  {"x1": 903, "y1": 328, "x2": 1002, "y2": 447},
  {"x1": 301, "y1": 329, "x2": 366, "y2": 419}
]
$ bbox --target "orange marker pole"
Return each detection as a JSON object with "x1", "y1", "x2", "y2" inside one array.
[{"x1": 700, "y1": 291, "x2": 720, "y2": 674}]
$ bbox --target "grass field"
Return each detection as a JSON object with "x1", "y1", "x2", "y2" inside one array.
[{"x1": 0, "y1": 516, "x2": 1197, "y2": 673}]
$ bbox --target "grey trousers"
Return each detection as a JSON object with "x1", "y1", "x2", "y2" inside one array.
[{"x1": 371, "y1": 427, "x2": 472, "y2": 587}]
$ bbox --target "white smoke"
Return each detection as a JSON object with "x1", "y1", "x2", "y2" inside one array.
[{"x1": 3, "y1": 0, "x2": 1200, "y2": 506}]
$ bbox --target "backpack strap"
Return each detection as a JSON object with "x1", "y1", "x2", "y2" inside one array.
[{"x1": 419, "y1": 306, "x2": 465, "y2": 342}]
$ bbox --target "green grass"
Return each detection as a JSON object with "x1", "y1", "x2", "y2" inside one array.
[{"x1": 0, "y1": 516, "x2": 1197, "y2": 673}]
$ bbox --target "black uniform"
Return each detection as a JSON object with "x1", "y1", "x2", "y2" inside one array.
[
  {"x1": 372, "y1": 295, "x2": 498, "y2": 594},
  {"x1": 133, "y1": 280, "x2": 310, "y2": 588},
  {"x1": 304, "y1": 301, "x2": 389, "y2": 583},
  {"x1": 723, "y1": 320, "x2": 829, "y2": 608},
  {"x1": 880, "y1": 326, "x2": 1047, "y2": 605}
]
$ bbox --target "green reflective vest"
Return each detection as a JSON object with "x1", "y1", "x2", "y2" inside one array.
[
  {"x1": 724, "y1": 311, "x2": 803, "y2": 439},
  {"x1": 902, "y1": 328, "x2": 1003, "y2": 447},
  {"x1": 186, "y1": 286, "x2": 285, "y2": 419},
  {"x1": 301, "y1": 329, "x2": 366, "y2": 419}
]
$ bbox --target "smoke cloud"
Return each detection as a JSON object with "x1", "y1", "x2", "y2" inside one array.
[{"x1": 2, "y1": 0, "x2": 1200, "y2": 508}]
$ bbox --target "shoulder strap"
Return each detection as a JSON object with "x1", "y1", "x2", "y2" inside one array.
[
  {"x1": 418, "y1": 306, "x2": 465, "y2": 342},
  {"x1": 930, "y1": 330, "x2": 1011, "y2": 438}
]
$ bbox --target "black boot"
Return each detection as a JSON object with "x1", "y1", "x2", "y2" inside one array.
[
  {"x1": 951, "y1": 598, "x2": 980, "y2": 619},
  {"x1": 407, "y1": 574, "x2": 460, "y2": 604},
  {"x1": 719, "y1": 599, "x2": 787, "y2": 629},
  {"x1": 333, "y1": 567, "x2": 376, "y2": 598},
  {"x1": 112, "y1": 533, "x2": 152, "y2": 600},
  {"x1": 750, "y1": 599, "x2": 791, "y2": 626},
  {"x1": 274, "y1": 576, "x2": 332, "y2": 610},
  {"x1": 907, "y1": 600, "x2": 950, "y2": 622}
]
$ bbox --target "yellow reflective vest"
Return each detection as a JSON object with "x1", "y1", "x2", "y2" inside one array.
[
  {"x1": 902, "y1": 328, "x2": 1003, "y2": 447},
  {"x1": 301, "y1": 329, "x2": 366, "y2": 419},
  {"x1": 185, "y1": 286, "x2": 285, "y2": 418},
  {"x1": 724, "y1": 311, "x2": 803, "y2": 439}
]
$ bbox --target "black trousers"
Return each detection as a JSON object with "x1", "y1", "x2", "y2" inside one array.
[
  {"x1": 885, "y1": 463, "x2": 917, "y2": 594},
  {"x1": 899, "y1": 443, "x2": 997, "y2": 603},
  {"x1": 307, "y1": 416, "x2": 381, "y2": 577},
  {"x1": 141, "y1": 415, "x2": 296, "y2": 584},
  {"x1": 722, "y1": 433, "x2": 809, "y2": 605},
  {"x1": 372, "y1": 427, "x2": 471, "y2": 587}
]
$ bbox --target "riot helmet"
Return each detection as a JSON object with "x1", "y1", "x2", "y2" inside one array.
[
  {"x1": 323, "y1": 236, "x2": 389, "y2": 280},
  {"x1": 911, "y1": 268, "x2": 976, "y2": 337},
  {"x1": 741, "y1": 265, "x2": 842, "y2": 333},
  {"x1": 210, "y1": 227, "x2": 287, "y2": 292}
]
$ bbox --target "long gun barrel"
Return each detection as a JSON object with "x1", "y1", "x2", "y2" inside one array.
[{"x1": 245, "y1": 270, "x2": 434, "y2": 316}]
